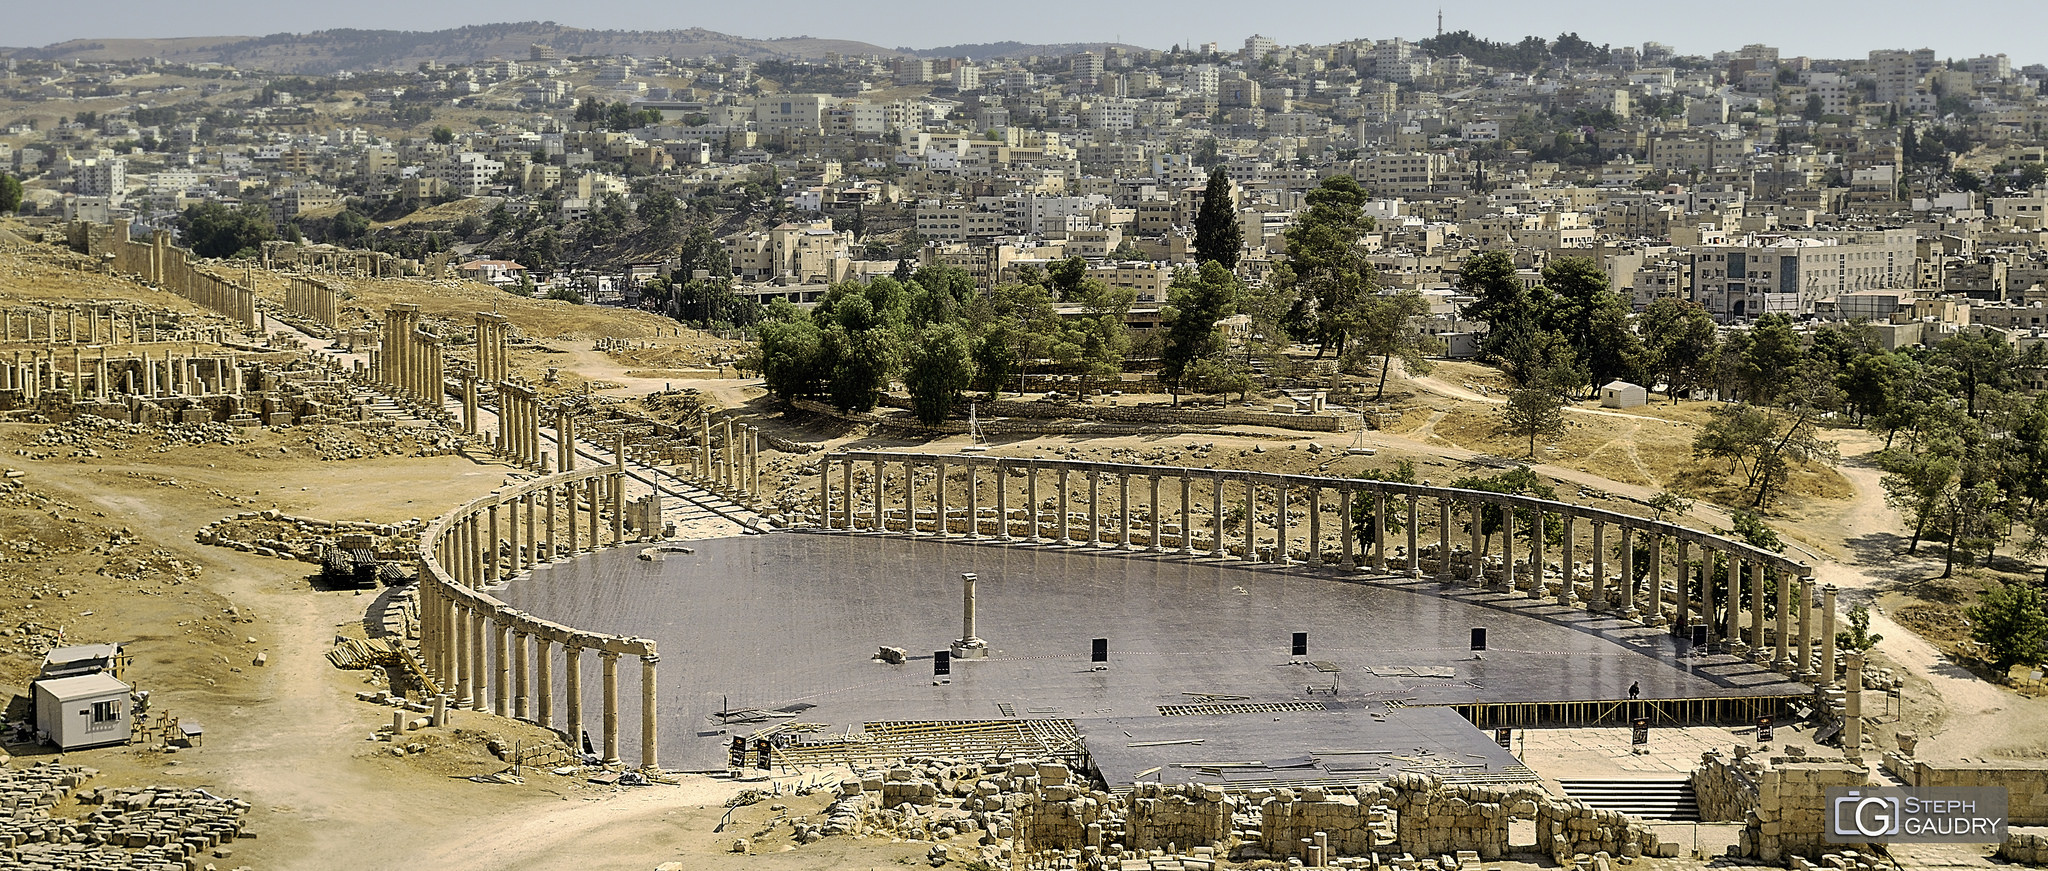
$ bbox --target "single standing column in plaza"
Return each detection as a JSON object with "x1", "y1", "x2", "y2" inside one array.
[
  {"x1": 639, "y1": 655, "x2": 660, "y2": 770},
  {"x1": 1774, "y1": 564, "x2": 1792, "y2": 670},
  {"x1": 1339, "y1": 489, "x2": 1356, "y2": 571},
  {"x1": 1797, "y1": 576, "x2": 1816, "y2": 680},
  {"x1": 534, "y1": 634, "x2": 554, "y2": 728},
  {"x1": 1821, "y1": 584, "x2": 1840, "y2": 686},
  {"x1": 601, "y1": 652, "x2": 621, "y2": 764},
  {"x1": 953, "y1": 572, "x2": 986, "y2": 658},
  {"x1": 564, "y1": 644, "x2": 584, "y2": 752},
  {"x1": 1274, "y1": 483, "x2": 1290, "y2": 564}
]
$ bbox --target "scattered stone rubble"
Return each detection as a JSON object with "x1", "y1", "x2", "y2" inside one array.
[
  {"x1": 196, "y1": 509, "x2": 421, "y2": 566},
  {"x1": 0, "y1": 762, "x2": 251, "y2": 871}
]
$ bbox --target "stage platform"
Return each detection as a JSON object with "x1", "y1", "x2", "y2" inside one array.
[{"x1": 496, "y1": 532, "x2": 1809, "y2": 772}]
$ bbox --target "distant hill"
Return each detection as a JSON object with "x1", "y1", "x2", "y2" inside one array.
[
  {"x1": 2, "y1": 23, "x2": 1158, "y2": 75},
  {"x1": 4, "y1": 23, "x2": 908, "y2": 74},
  {"x1": 912, "y1": 41, "x2": 1152, "y2": 60}
]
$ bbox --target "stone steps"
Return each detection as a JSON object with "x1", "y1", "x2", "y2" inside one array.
[{"x1": 1557, "y1": 778, "x2": 1700, "y2": 821}]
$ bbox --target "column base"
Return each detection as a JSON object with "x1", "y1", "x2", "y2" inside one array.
[{"x1": 951, "y1": 639, "x2": 988, "y2": 660}]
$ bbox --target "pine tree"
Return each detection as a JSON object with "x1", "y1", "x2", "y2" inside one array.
[{"x1": 1192, "y1": 167, "x2": 1243, "y2": 270}]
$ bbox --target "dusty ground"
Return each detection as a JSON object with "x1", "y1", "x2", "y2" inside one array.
[{"x1": 6, "y1": 221, "x2": 2048, "y2": 869}]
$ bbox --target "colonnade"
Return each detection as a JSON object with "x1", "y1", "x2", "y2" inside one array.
[
  {"x1": 496, "y1": 381, "x2": 546, "y2": 470},
  {"x1": 0, "y1": 303, "x2": 217, "y2": 347},
  {"x1": 416, "y1": 457, "x2": 662, "y2": 767},
  {"x1": 1, "y1": 348, "x2": 247, "y2": 401},
  {"x1": 677, "y1": 411, "x2": 760, "y2": 506},
  {"x1": 474, "y1": 313, "x2": 511, "y2": 383},
  {"x1": 286, "y1": 277, "x2": 342, "y2": 329},
  {"x1": 819, "y1": 452, "x2": 1842, "y2": 688},
  {"x1": 372, "y1": 303, "x2": 448, "y2": 408}
]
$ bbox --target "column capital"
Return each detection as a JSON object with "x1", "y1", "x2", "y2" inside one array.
[{"x1": 639, "y1": 653, "x2": 661, "y2": 665}]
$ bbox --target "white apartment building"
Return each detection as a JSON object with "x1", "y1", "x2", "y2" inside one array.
[{"x1": 1691, "y1": 230, "x2": 1918, "y2": 321}]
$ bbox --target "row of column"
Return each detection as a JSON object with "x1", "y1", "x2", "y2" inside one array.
[
  {"x1": 0, "y1": 304, "x2": 162, "y2": 346},
  {"x1": 286, "y1": 277, "x2": 342, "y2": 328},
  {"x1": 153, "y1": 232, "x2": 258, "y2": 329},
  {"x1": 0, "y1": 349, "x2": 247, "y2": 401},
  {"x1": 474, "y1": 313, "x2": 511, "y2": 383},
  {"x1": 377, "y1": 303, "x2": 445, "y2": 405},
  {"x1": 496, "y1": 381, "x2": 546, "y2": 470},
  {"x1": 818, "y1": 455, "x2": 1842, "y2": 687},
  {"x1": 683, "y1": 412, "x2": 760, "y2": 505},
  {"x1": 420, "y1": 468, "x2": 660, "y2": 766}
]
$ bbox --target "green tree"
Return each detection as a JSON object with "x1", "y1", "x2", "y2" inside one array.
[
  {"x1": 1968, "y1": 582, "x2": 2048, "y2": 674},
  {"x1": 178, "y1": 201, "x2": 275, "y2": 259},
  {"x1": 1927, "y1": 331, "x2": 2014, "y2": 416},
  {"x1": 1159, "y1": 261, "x2": 1240, "y2": 405},
  {"x1": 1341, "y1": 289, "x2": 1439, "y2": 400},
  {"x1": 905, "y1": 322, "x2": 975, "y2": 427},
  {"x1": 1497, "y1": 384, "x2": 1568, "y2": 457},
  {"x1": 1279, "y1": 175, "x2": 1376, "y2": 355},
  {"x1": 0, "y1": 172, "x2": 21, "y2": 213},
  {"x1": 1459, "y1": 250, "x2": 1553, "y2": 367},
  {"x1": 1737, "y1": 313, "x2": 1803, "y2": 404},
  {"x1": 431, "y1": 125, "x2": 455, "y2": 145},
  {"x1": 1192, "y1": 166, "x2": 1243, "y2": 270},
  {"x1": 1836, "y1": 604, "x2": 1884, "y2": 653},
  {"x1": 329, "y1": 208, "x2": 371, "y2": 247},
  {"x1": 1056, "y1": 277, "x2": 1135, "y2": 396},
  {"x1": 1451, "y1": 466, "x2": 1558, "y2": 557},
  {"x1": 1349, "y1": 460, "x2": 1418, "y2": 542},
  {"x1": 636, "y1": 188, "x2": 684, "y2": 243},
  {"x1": 753, "y1": 300, "x2": 827, "y2": 401},
  {"x1": 1542, "y1": 256, "x2": 1641, "y2": 388}
]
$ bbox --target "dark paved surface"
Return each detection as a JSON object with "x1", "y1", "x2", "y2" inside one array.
[{"x1": 497, "y1": 532, "x2": 1805, "y2": 771}]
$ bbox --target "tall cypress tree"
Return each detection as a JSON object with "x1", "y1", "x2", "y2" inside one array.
[{"x1": 1193, "y1": 166, "x2": 1243, "y2": 270}]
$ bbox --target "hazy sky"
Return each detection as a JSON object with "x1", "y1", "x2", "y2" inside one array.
[{"x1": 9, "y1": 0, "x2": 2047, "y2": 66}]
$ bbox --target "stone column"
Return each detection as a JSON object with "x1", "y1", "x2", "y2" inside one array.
[
  {"x1": 1797, "y1": 576, "x2": 1816, "y2": 680},
  {"x1": 1673, "y1": 538, "x2": 1690, "y2": 629},
  {"x1": 994, "y1": 462, "x2": 1010, "y2": 540},
  {"x1": 871, "y1": 458, "x2": 885, "y2": 532},
  {"x1": 1620, "y1": 526, "x2": 1638, "y2": 619},
  {"x1": 1726, "y1": 553, "x2": 1745, "y2": 648},
  {"x1": 1501, "y1": 502, "x2": 1516, "y2": 592},
  {"x1": 1469, "y1": 499, "x2": 1485, "y2": 585},
  {"x1": 1306, "y1": 484, "x2": 1322, "y2": 565},
  {"x1": 453, "y1": 603, "x2": 472, "y2": 707},
  {"x1": 511, "y1": 629, "x2": 530, "y2": 718},
  {"x1": 469, "y1": 607, "x2": 486, "y2": 711},
  {"x1": 1242, "y1": 478, "x2": 1257, "y2": 562},
  {"x1": 534, "y1": 634, "x2": 554, "y2": 728},
  {"x1": 486, "y1": 504, "x2": 502, "y2": 585},
  {"x1": 639, "y1": 655, "x2": 660, "y2": 770},
  {"x1": 1406, "y1": 493, "x2": 1421, "y2": 578},
  {"x1": 748, "y1": 427, "x2": 759, "y2": 501},
  {"x1": 1118, "y1": 473, "x2": 1132, "y2": 548},
  {"x1": 1057, "y1": 468, "x2": 1071, "y2": 543},
  {"x1": 1339, "y1": 489, "x2": 1356, "y2": 571},
  {"x1": 601, "y1": 651, "x2": 621, "y2": 764},
  {"x1": 1844, "y1": 651, "x2": 1864, "y2": 757},
  {"x1": 933, "y1": 461, "x2": 949, "y2": 538},
  {"x1": 1591, "y1": 521, "x2": 1606, "y2": 611},
  {"x1": 843, "y1": 459, "x2": 856, "y2": 530},
  {"x1": 1527, "y1": 505, "x2": 1546, "y2": 600},
  {"x1": 1024, "y1": 464, "x2": 1038, "y2": 541},
  {"x1": 1147, "y1": 475, "x2": 1161, "y2": 551},
  {"x1": 1210, "y1": 474, "x2": 1226, "y2": 557},
  {"x1": 587, "y1": 478, "x2": 601, "y2": 550},
  {"x1": 1437, "y1": 498, "x2": 1453, "y2": 583},
  {"x1": 1774, "y1": 564, "x2": 1792, "y2": 670},
  {"x1": 1647, "y1": 531, "x2": 1665, "y2": 624},
  {"x1": 564, "y1": 644, "x2": 584, "y2": 753},
  {"x1": 964, "y1": 464, "x2": 980, "y2": 539},
  {"x1": 1086, "y1": 470, "x2": 1101, "y2": 546},
  {"x1": 1750, "y1": 561, "x2": 1767, "y2": 662},
  {"x1": 1700, "y1": 548, "x2": 1717, "y2": 646},
  {"x1": 1821, "y1": 585, "x2": 1840, "y2": 686},
  {"x1": 1274, "y1": 483, "x2": 1289, "y2": 564},
  {"x1": 1373, "y1": 490, "x2": 1390, "y2": 573},
  {"x1": 1179, "y1": 476, "x2": 1194, "y2": 554},
  {"x1": 493, "y1": 619, "x2": 511, "y2": 716}
]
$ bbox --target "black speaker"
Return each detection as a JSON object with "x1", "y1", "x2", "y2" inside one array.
[
  {"x1": 934, "y1": 651, "x2": 950, "y2": 676},
  {"x1": 1470, "y1": 627, "x2": 1487, "y2": 651},
  {"x1": 1691, "y1": 625, "x2": 1708, "y2": 646},
  {"x1": 1291, "y1": 632, "x2": 1308, "y2": 657},
  {"x1": 1091, "y1": 638, "x2": 1108, "y2": 663}
]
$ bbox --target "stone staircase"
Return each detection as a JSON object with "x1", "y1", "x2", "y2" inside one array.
[{"x1": 1557, "y1": 778, "x2": 1701, "y2": 821}]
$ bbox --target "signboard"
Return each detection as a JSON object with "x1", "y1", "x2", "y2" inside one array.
[
  {"x1": 1631, "y1": 717, "x2": 1649, "y2": 746},
  {"x1": 1495, "y1": 727, "x2": 1512, "y2": 749},
  {"x1": 1292, "y1": 632, "x2": 1308, "y2": 657},
  {"x1": 1758, "y1": 716, "x2": 1774, "y2": 743},
  {"x1": 1470, "y1": 628, "x2": 1487, "y2": 651}
]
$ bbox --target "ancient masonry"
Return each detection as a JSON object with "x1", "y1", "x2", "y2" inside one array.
[
  {"x1": 818, "y1": 452, "x2": 1844, "y2": 687},
  {"x1": 411, "y1": 437, "x2": 665, "y2": 767},
  {"x1": 0, "y1": 762, "x2": 251, "y2": 871},
  {"x1": 73, "y1": 220, "x2": 259, "y2": 331},
  {"x1": 284, "y1": 276, "x2": 342, "y2": 331},
  {"x1": 370, "y1": 303, "x2": 447, "y2": 416}
]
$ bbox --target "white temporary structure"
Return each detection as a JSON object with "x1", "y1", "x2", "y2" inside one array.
[
  {"x1": 34, "y1": 671, "x2": 132, "y2": 750},
  {"x1": 1600, "y1": 380, "x2": 1648, "y2": 409}
]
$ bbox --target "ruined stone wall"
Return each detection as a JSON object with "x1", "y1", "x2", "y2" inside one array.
[
  {"x1": 1999, "y1": 826, "x2": 2048, "y2": 864},
  {"x1": 1884, "y1": 756, "x2": 2048, "y2": 826},
  {"x1": 1692, "y1": 748, "x2": 1763, "y2": 822},
  {"x1": 1740, "y1": 759, "x2": 1869, "y2": 863}
]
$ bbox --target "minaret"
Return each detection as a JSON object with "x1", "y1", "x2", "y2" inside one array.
[{"x1": 1437, "y1": 9, "x2": 1444, "y2": 37}]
